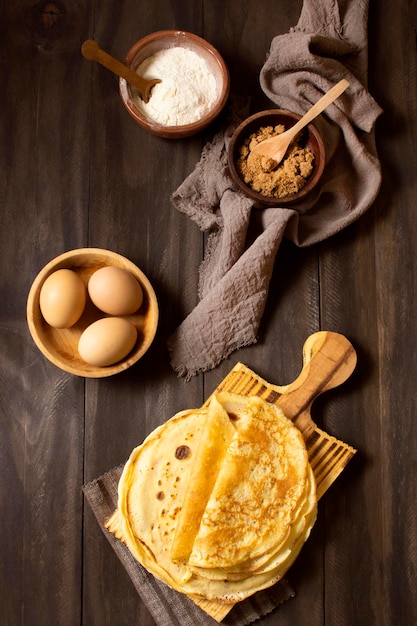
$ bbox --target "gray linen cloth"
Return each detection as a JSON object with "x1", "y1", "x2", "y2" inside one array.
[{"x1": 168, "y1": 0, "x2": 382, "y2": 379}]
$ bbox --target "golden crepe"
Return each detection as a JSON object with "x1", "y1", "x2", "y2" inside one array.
[{"x1": 107, "y1": 392, "x2": 317, "y2": 605}]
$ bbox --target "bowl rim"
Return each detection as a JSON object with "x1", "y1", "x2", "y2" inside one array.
[
  {"x1": 227, "y1": 108, "x2": 326, "y2": 206},
  {"x1": 119, "y1": 29, "x2": 230, "y2": 137},
  {"x1": 26, "y1": 247, "x2": 159, "y2": 378}
]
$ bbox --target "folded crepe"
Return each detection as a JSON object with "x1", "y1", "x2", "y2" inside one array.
[{"x1": 106, "y1": 393, "x2": 317, "y2": 605}]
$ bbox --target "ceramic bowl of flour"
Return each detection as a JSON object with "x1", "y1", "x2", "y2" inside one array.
[{"x1": 119, "y1": 30, "x2": 230, "y2": 138}]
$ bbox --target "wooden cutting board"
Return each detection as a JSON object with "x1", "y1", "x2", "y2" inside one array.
[{"x1": 193, "y1": 330, "x2": 357, "y2": 622}]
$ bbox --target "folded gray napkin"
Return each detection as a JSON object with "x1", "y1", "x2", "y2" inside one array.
[
  {"x1": 83, "y1": 465, "x2": 295, "y2": 626},
  {"x1": 168, "y1": 0, "x2": 382, "y2": 379}
]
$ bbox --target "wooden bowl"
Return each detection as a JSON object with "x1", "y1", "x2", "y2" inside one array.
[
  {"x1": 119, "y1": 30, "x2": 230, "y2": 138},
  {"x1": 27, "y1": 248, "x2": 159, "y2": 378},
  {"x1": 228, "y1": 109, "x2": 325, "y2": 206}
]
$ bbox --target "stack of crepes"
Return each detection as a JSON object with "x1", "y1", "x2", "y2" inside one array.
[{"x1": 106, "y1": 392, "x2": 317, "y2": 606}]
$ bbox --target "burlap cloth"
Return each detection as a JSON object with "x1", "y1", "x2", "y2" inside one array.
[
  {"x1": 168, "y1": 0, "x2": 382, "y2": 379},
  {"x1": 85, "y1": 1, "x2": 381, "y2": 623}
]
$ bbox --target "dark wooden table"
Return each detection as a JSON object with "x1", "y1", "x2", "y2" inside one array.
[{"x1": 1, "y1": 1, "x2": 417, "y2": 625}]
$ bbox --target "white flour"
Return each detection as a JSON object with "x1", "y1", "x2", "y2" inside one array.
[{"x1": 133, "y1": 47, "x2": 218, "y2": 126}]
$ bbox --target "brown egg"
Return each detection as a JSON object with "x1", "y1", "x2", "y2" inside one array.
[
  {"x1": 78, "y1": 317, "x2": 137, "y2": 367},
  {"x1": 39, "y1": 269, "x2": 86, "y2": 328},
  {"x1": 88, "y1": 266, "x2": 143, "y2": 315}
]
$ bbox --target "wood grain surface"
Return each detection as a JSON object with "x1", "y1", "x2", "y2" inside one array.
[{"x1": 1, "y1": 1, "x2": 417, "y2": 625}]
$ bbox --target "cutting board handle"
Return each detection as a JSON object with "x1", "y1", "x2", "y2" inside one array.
[{"x1": 276, "y1": 331, "x2": 357, "y2": 433}]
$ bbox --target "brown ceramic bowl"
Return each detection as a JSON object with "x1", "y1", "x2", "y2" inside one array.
[
  {"x1": 119, "y1": 30, "x2": 230, "y2": 138},
  {"x1": 27, "y1": 248, "x2": 159, "y2": 378},
  {"x1": 228, "y1": 109, "x2": 325, "y2": 206}
]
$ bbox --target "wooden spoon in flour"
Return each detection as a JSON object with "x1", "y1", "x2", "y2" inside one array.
[
  {"x1": 251, "y1": 79, "x2": 349, "y2": 167},
  {"x1": 81, "y1": 40, "x2": 161, "y2": 103}
]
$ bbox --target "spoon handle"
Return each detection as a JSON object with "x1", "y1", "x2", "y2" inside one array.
[
  {"x1": 81, "y1": 39, "x2": 157, "y2": 102},
  {"x1": 287, "y1": 78, "x2": 349, "y2": 139}
]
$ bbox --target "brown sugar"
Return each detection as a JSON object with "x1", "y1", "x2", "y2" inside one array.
[{"x1": 236, "y1": 124, "x2": 314, "y2": 199}]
